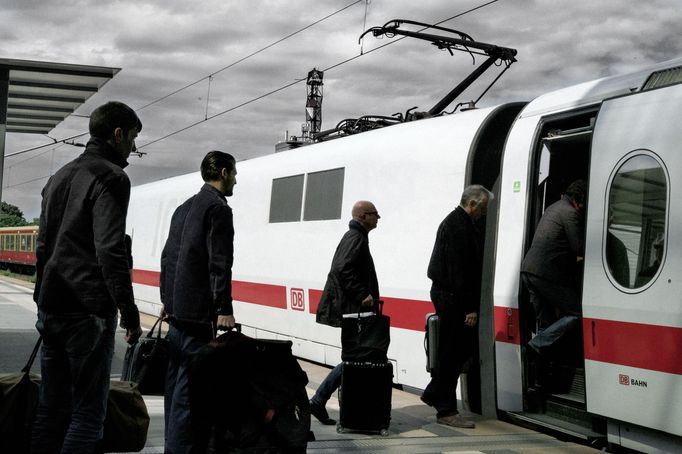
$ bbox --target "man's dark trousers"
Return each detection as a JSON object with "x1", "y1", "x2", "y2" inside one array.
[
  {"x1": 31, "y1": 312, "x2": 117, "y2": 454},
  {"x1": 165, "y1": 323, "x2": 213, "y2": 454},
  {"x1": 422, "y1": 287, "x2": 475, "y2": 417}
]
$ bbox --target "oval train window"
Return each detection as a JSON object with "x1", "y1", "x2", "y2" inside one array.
[{"x1": 605, "y1": 154, "x2": 667, "y2": 289}]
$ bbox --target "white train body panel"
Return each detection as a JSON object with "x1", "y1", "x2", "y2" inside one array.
[
  {"x1": 128, "y1": 56, "x2": 682, "y2": 451},
  {"x1": 129, "y1": 107, "x2": 502, "y2": 390},
  {"x1": 582, "y1": 84, "x2": 682, "y2": 439}
]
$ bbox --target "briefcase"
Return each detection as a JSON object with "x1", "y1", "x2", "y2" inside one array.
[
  {"x1": 121, "y1": 316, "x2": 169, "y2": 395},
  {"x1": 424, "y1": 312, "x2": 440, "y2": 373}
]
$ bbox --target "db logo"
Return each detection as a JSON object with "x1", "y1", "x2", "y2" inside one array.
[
  {"x1": 290, "y1": 288, "x2": 305, "y2": 311},
  {"x1": 619, "y1": 374, "x2": 630, "y2": 386}
]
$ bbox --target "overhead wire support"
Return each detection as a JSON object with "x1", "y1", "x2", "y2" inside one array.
[
  {"x1": 7, "y1": 0, "x2": 505, "y2": 158},
  {"x1": 359, "y1": 19, "x2": 517, "y2": 116}
]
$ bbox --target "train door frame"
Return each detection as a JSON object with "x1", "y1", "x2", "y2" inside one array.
[
  {"x1": 463, "y1": 102, "x2": 526, "y2": 417},
  {"x1": 518, "y1": 106, "x2": 601, "y2": 430}
]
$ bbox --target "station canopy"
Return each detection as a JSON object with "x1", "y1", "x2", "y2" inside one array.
[{"x1": 1, "y1": 58, "x2": 120, "y2": 134}]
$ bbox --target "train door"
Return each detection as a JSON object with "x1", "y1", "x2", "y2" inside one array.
[
  {"x1": 518, "y1": 107, "x2": 602, "y2": 439},
  {"x1": 465, "y1": 102, "x2": 526, "y2": 416},
  {"x1": 581, "y1": 83, "x2": 682, "y2": 449}
]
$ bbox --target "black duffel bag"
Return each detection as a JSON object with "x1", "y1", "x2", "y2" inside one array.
[
  {"x1": 341, "y1": 300, "x2": 390, "y2": 363},
  {"x1": 190, "y1": 327, "x2": 313, "y2": 453}
]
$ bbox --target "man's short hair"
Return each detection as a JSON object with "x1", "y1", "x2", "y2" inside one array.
[
  {"x1": 200, "y1": 151, "x2": 236, "y2": 182},
  {"x1": 89, "y1": 101, "x2": 142, "y2": 140},
  {"x1": 460, "y1": 184, "x2": 493, "y2": 206},
  {"x1": 565, "y1": 179, "x2": 587, "y2": 205}
]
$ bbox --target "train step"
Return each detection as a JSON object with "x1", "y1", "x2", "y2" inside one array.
[{"x1": 506, "y1": 411, "x2": 606, "y2": 446}]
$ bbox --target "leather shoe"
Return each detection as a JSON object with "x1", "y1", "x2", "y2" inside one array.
[
  {"x1": 309, "y1": 399, "x2": 336, "y2": 425},
  {"x1": 437, "y1": 414, "x2": 475, "y2": 429}
]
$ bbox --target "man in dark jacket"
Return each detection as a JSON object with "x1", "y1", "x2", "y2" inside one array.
[
  {"x1": 521, "y1": 180, "x2": 586, "y2": 358},
  {"x1": 161, "y1": 150, "x2": 237, "y2": 454},
  {"x1": 421, "y1": 185, "x2": 492, "y2": 429},
  {"x1": 310, "y1": 200, "x2": 380, "y2": 425},
  {"x1": 31, "y1": 101, "x2": 143, "y2": 454}
]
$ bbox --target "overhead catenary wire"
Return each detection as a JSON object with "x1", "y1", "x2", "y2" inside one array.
[
  {"x1": 5, "y1": 0, "x2": 365, "y2": 159},
  {"x1": 135, "y1": 0, "x2": 365, "y2": 112},
  {"x1": 5, "y1": 0, "x2": 502, "y2": 161},
  {"x1": 138, "y1": 0, "x2": 503, "y2": 150}
]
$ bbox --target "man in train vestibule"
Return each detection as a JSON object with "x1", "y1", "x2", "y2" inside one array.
[
  {"x1": 311, "y1": 200, "x2": 381, "y2": 425},
  {"x1": 421, "y1": 184, "x2": 492, "y2": 429},
  {"x1": 521, "y1": 179, "x2": 587, "y2": 362},
  {"x1": 160, "y1": 150, "x2": 238, "y2": 453}
]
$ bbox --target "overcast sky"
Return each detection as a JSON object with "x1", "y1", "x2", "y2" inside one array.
[{"x1": 2, "y1": 0, "x2": 681, "y2": 219}]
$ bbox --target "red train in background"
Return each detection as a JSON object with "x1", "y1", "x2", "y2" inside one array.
[{"x1": 0, "y1": 225, "x2": 38, "y2": 273}]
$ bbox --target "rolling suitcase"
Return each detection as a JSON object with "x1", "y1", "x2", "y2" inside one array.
[
  {"x1": 424, "y1": 312, "x2": 440, "y2": 373},
  {"x1": 121, "y1": 316, "x2": 169, "y2": 395},
  {"x1": 337, "y1": 361, "x2": 392, "y2": 435}
]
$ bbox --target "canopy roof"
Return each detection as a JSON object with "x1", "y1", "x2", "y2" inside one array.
[{"x1": 1, "y1": 58, "x2": 120, "y2": 134}]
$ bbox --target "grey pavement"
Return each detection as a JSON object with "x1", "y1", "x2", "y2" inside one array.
[{"x1": 0, "y1": 276, "x2": 598, "y2": 453}]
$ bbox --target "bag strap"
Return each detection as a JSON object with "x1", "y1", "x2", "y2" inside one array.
[
  {"x1": 147, "y1": 316, "x2": 165, "y2": 340},
  {"x1": 22, "y1": 336, "x2": 42, "y2": 374}
]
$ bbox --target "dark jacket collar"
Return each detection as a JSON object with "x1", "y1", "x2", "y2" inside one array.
[
  {"x1": 201, "y1": 183, "x2": 227, "y2": 200},
  {"x1": 455, "y1": 205, "x2": 475, "y2": 224},
  {"x1": 84, "y1": 137, "x2": 128, "y2": 169},
  {"x1": 348, "y1": 219, "x2": 368, "y2": 236}
]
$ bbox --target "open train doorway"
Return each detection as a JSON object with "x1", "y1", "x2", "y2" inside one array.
[{"x1": 518, "y1": 107, "x2": 605, "y2": 439}]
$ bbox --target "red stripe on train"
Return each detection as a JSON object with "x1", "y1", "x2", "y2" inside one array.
[
  {"x1": 233, "y1": 281, "x2": 287, "y2": 309},
  {"x1": 494, "y1": 306, "x2": 521, "y2": 345},
  {"x1": 583, "y1": 318, "x2": 682, "y2": 375},
  {"x1": 132, "y1": 269, "x2": 160, "y2": 287},
  {"x1": 132, "y1": 269, "x2": 287, "y2": 309},
  {"x1": 308, "y1": 290, "x2": 433, "y2": 331},
  {"x1": 134, "y1": 270, "x2": 433, "y2": 331}
]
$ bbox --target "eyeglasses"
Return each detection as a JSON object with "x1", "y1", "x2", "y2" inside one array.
[{"x1": 364, "y1": 211, "x2": 379, "y2": 216}]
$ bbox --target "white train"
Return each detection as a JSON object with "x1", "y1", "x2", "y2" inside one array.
[{"x1": 128, "y1": 56, "x2": 682, "y2": 452}]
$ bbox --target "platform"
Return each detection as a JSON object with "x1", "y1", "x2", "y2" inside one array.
[{"x1": 0, "y1": 276, "x2": 598, "y2": 453}]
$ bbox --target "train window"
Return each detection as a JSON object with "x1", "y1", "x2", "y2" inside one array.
[
  {"x1": 303, "y1": 167, "x2": 344, "y2": 221},
  {"x1": 269, "y1": 174, "x2": 304, "y2": 223},
  {"x1": 605, "y1": 153, "x2": 667, "y2": 289}
]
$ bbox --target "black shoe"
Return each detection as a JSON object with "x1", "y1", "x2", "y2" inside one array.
[{"x1": 309, "y1": 399, "x2": 336, "y2": 425}]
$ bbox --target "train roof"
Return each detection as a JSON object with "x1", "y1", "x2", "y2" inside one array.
[{"x1": 520, "y1": 56, "x2": 682, "y2": 118}]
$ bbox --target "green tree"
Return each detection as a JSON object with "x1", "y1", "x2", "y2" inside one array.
[{"x1": 0, "y1": 201, "x2": 28, "y2": 227}]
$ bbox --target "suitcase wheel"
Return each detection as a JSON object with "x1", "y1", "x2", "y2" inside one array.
[
  {"x1": 380, "y1": 428, "x2": 389, "y2": 437},
  {"x1": 336, "y1": 424, "x2": 345, "y2": 434}
]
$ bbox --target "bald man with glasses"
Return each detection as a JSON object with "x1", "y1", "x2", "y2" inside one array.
[{"x1": 311, "y1": 200, "x2": 381, "y2": 425}]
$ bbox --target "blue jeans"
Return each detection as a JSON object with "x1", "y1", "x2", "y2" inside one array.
[
  {"x1": 311, "y1": 363, "x2": 343, "y2": 406},
  {"x1": 522, "y1": 273, "x2": 581, "y2": 355},
  {"x1": 30, "y1": 311, "x2": 117, "y2": 454},
  {"x1": 165, "y1": 323, "x2": 213, "y2": 454}
]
